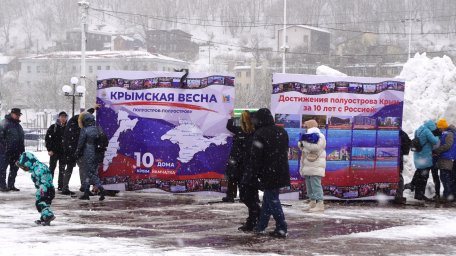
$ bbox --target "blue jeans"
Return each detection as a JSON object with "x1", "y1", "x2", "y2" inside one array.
[
  {"x1": 256, "y1": 189, "x2": 287, "y2": 232},
  {"x1": 440, "y1": 169, "x2": 455, "y2": 199},
  {"x1": 305, "y1": 176, "x2": 323, "y2": 201}
]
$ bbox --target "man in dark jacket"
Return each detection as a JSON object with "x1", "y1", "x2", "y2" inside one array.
[
  {"x1": 251, "y1": 108, "x2": 290, "y2": 238},
  {"x1": 61, "y1": 113, "x2": 81, "y2": 195},
  {"x1": 45, "y1": 111, "x2": 68, "y2": 191},
  {"x1": 0, "y1": 108, "x2": 25, "y2": 191}
]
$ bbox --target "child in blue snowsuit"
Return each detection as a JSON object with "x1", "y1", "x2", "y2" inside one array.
[{"x1": 16, "y1": 152, "x2": 56, "y2": 225}]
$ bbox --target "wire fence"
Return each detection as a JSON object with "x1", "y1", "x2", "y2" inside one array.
[{"x1": 24, "y1": 128, "x2": 47, "y2": 152}]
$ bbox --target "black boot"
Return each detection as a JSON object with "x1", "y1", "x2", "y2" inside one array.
[
  {"x1": 238, "y1": 222, "x2": 256, "y2": 232},
  {"x1": 61, "y1": 189, "x2": 76, "y2": 195},
  {"x1": 98, "y1": 187, "x2": 106, "y2": 201},
  {"x1": 79, "y1": 187, "x2": 90, "y2": 200}
]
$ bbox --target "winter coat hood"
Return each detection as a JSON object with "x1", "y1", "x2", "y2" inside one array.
[
  {"x1": 18, "y1": 152, "x2": 40, "y2": 170},
  {"x1": 413, "y1": 120, "x2": 440, "y2": 169},
  {"x1": 253, "y1": 108, "x2": 275, "y2": 129},
  {"x1": 423, "y1": 120, "x2": 437, "y2": 131},
  {"x1": 78, "y1": 112, "x2": 95, "y2": 128}
]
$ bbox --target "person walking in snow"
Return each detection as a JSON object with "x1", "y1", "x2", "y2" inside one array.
[
  {"x1": 45, "y1": 111, "x2": 68, "y2": 191},
  {"x1": 411, "y1": 120, "x2": 440, "y2": 201},
  {"x1": 250, "y1": 108, "x2": 290, "y2": 238},
  {"x1": 432, "y1": 119, "x2": 456, "y2": 202},
  {"x1": 75, "y1": 112, "x2": 105, "y2": 201},
  {"x1": 298, "y1": 119, "x2": 326, "y2": 212},
  {"x1": 16, "y1": 152, "x2": 56, "y2": 226},
  {"x1": 0, "y1": 108, "x2": 25, "y2": 192},
  {"x1": 223, "y1": 110, "x2": 250, "y2": 203},
  {"x1": 236, "y1": 111, "x2": 261, "y2": 232}
]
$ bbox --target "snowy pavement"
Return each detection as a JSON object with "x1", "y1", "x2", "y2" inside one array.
[{"x1": 1, "y1": 152, "x2": 456, "y2": 255}]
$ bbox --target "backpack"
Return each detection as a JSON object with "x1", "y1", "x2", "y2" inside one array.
[
  {"x1": 95, "y1": 126, "x2": 109, "y2": 153},
  {"x1": 410, "y1": 129, "x2": 426, "y2": 152},
  {"x1": 410, "y1": 137, "x2": 422, "y2": 152},
  {"x1": 400, "y1": 130, "x2": 411, "y2": 155}
]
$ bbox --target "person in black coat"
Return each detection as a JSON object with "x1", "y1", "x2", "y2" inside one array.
[
  {"x1": 231, "y1": 111, "x2": 260, "y2": 232},
  {"x1": 394, "y1": 129, "x2": 411, "y2": 204},
  {"x1": 61, "y1": 114, "x2": 81, "y2": 195},
  {"x1": 222, "y1": 111, "x2": 249, "y2": 202},
  {"x1": 61, "y1": 108, "x2": 96, "y2": 195},
  {"x1": 45, "y1": 111, "x2": 68, "y2": 191},
  {"x1": 251, "y1": 108, "x2": 290, "y2": 238},
  {"x1": 0, "y1": 108, "x2": 25, "y2": 191},
  {"x1": 75, "y1": 112, "x2": 105, "y2": 201}
]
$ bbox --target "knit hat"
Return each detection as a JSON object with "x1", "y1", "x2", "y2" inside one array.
[
  {"x1": 304, "y1": 119, "x2": 318, "y2": 129},
  {"x1": 58, "y1": 111, "x2": 68, "y2": 117},
  {"x1": 437, "y1": 118, "x2": 449, "y2": 129}
]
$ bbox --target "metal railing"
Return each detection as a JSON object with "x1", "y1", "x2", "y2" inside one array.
[{"x1": 24, "y1": 128, "x2": 47, "y2": 152}]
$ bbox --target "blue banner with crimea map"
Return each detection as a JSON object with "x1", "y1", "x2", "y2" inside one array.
[{"x1": 96, "y1": 71, "x2": 235, "y2": 192}]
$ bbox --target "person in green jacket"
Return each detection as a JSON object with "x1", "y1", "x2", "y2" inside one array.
[{"x1": 16, "y1": 152, "x2": 56, "y2": 226}]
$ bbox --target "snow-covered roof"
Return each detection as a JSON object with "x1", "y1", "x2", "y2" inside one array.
[
  {"x1": 20, "y1": 51, "x2": 187, "y2": 63},
  {"x1": 115, "y1": 35, "x2": 135, "y2": 42},
  {"x1": 278, "y1": 25, "x2": 330, "y2": 34},
  {"x1": 68, "y1": 28, "x2": 113, "y2": 36},
  {"x1": 233, "y1": 65, "x2": 262, "y2": 70},
  {"x1": 0, "y1": 56, "x2": 15, "y2": 65},
  {"x1": 233, "y1": 66, "x2": 251, "y2": 70}
]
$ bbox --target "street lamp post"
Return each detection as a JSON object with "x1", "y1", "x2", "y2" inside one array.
[{"x1": 62, "y1": 77, "x2": 86, "y2": 117}]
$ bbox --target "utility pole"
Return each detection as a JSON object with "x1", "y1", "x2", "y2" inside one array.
[
  {"x1": 401, "y1": 17, "x2": 420, "y2": 60},
  {"x1": 281, "y1": 0, "x2": 288, "y2": 73},
  {"x1": 78, "y1": 1, "x2": 89, "y2": 113}
]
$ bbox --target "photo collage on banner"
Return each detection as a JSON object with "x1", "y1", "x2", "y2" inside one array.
[
  {"x1": 96, "y1": 71, "x2": 235, "y2": 193},
  {"x1": 271, "y1": 74, "x2": 405, "y2": 199}
]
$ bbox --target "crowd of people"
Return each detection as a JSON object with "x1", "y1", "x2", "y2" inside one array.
[
  {"x1": 223, "y1": 110, "x2": 456, "y2": 238},
  {"x1": 403, "y1": 118, "x2": 456, "y2": 202},
  {"x1": 0, "y1": 107, "x2": 108, "y2": 226},
  {"x1": 1, "y1": 105, "x2": 455, "y2": 234},
  {"x1": 222, "y1": 108, "x2": 327, "y2": 238}
]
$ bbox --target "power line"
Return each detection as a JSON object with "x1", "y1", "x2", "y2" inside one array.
[
  {"x1": 87, "y1": 10, "x2": 456, "y2": 59},
  {"x1": 90, "y1": 6, "x2": 456, "y2": 35}
]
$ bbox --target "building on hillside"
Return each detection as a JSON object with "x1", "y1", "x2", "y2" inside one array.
[
  {"x1": 277, "y1": 25, "x2": 331, "y2": 54},
  {"x1": 146, "y1": 29, "x2": 199, "y2": 61},
  {"x1": 0, "y1": 55, "x2": 17, "y2": 77},
  {"x1": 56, "y1": 29, "x2": 112, "y2": 51},
  {"x1": 113, "y1": 35, "x2": 144, "y2": 51}
]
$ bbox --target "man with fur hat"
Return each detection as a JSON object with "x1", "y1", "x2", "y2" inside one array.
[
  {"x1": 433, "y1": 118, "x2": 456, "y2": 201},
  {"x1": 45, "y1": 111, "x2": 68, "y2": 191},
  {"x1": 0, "y1": 108, "x2": 25, "y2": 192},
  {"x1": 16, "y1": 152, "x2": 56, "y2": 226}
]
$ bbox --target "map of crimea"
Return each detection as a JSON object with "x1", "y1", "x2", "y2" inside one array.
[
  {"x1": 161, "y1": 119, "x2": 229, "y2": 163},
  {"x1": 103, "y1": 110, "x2": 230, "y2": 171}
]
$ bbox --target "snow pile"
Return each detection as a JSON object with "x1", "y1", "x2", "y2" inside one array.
[
  {"x1": 316, "y1": 65, "x2": 347, "y2": 77},
  {"x1": 399, "y1": 52, "x2": 456, "y2": 134},
  {"x1": 397, "y1": 53, "x2": 456, "y2": 191}
]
